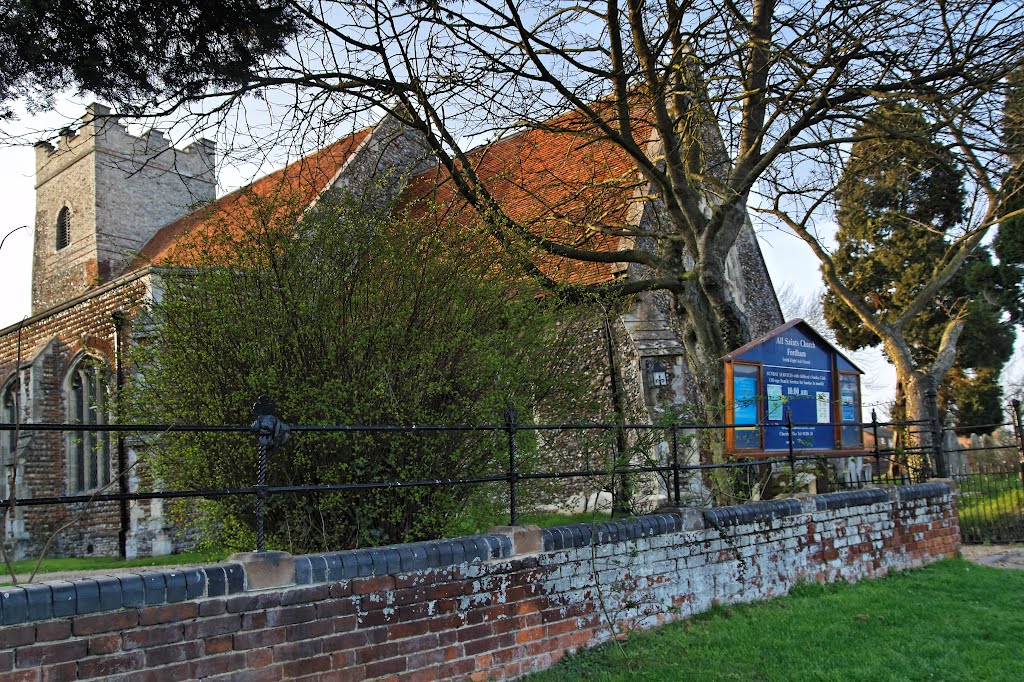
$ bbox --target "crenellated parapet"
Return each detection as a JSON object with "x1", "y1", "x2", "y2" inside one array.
[
  {"x1": 31, "y1": 103, "x2": 217, "y2": 314},
  {"x1": 35, "y1": 103, "x2": 215, "y2": 189}
]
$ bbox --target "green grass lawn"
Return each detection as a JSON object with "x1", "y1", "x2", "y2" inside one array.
[
  {"x1": 529, "y1": 559, "x2": 1024, "y2": 681},
  {"x1": 0, "y1": 548, "x2": 230, "y2": 583},
  {"x1": 446, "y1": 508, "x2": 612, "y2": 537}
]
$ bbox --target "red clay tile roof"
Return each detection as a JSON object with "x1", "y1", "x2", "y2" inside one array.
[
  {"x1": 399, "y1": 114, "x2": 652, "y2": 287},
  {"x1": 132, "y1": 105, "x2": 653, "y2": 287},
  {"x1": 128, "y1": 127, "x2": 372, "y2": 270}
]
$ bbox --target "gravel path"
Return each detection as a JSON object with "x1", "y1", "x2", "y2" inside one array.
[{"x1": 958, "y1": 544, "x2": 1024, "y2": 569}]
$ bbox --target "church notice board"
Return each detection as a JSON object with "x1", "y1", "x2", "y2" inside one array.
[{"x1": 721, "y1": 319, "x2": 864, "y2": 456}]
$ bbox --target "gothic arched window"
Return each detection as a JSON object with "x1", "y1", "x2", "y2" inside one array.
[
  {"x1": 0, "y1": 376, "x2": 18, "y2": 501},
  {"x1": 66, "y1": 359, "x2": 111, "y2": 493},
  {"x1": 56, "y1": 207, "x2": 71, "y2": 251}
]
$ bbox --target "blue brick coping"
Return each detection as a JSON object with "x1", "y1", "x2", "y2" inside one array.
[
  {"x1": 540, "y1": 514, "x2": 683, "y2": 551},
  {"x1": 896, "y1": 481, "x2": 952, "y2": 501},
  {"x1": 0, "y1": 562, "x2": 244, "y2": 626},
  {"x1": 815, "y1": 488, "x2": 891, "y2": 511},
  {"x1": 294, "y1": 533, "x2": 513, "y2": 586}
]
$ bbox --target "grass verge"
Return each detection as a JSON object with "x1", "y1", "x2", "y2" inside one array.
[
  {"x1": 446, "y1": 508, "x2": 612, "y2": 537},
  {"x1": 529, "y1": 559, "x2": 1024, "y2": 681},
  {"x1": 1, "y1": 548, "x2": 230, "y2": 583}
]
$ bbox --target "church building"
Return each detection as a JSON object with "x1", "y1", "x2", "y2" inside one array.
[{"x1": 0, "y1": 103, "x2": 781, "y2": 559}]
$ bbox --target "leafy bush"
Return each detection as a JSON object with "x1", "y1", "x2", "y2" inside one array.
[{"x1": 128, "y1": 189, "x2": 586, "y2": 553}]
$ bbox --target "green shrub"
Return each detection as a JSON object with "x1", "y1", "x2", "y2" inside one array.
[{"x1": 128, "y1": 189, "x2": 587, "y2": 553}]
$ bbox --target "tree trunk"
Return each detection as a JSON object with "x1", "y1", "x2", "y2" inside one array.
[
  {"x1": 890, "y1": 357, "x2": 939, "y2": 481},
  {"x1": 672, "y1": 254, "x2": 754, "y2": 502}
]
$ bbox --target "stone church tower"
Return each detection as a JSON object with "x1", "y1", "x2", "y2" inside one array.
[{"x1": 32, "y1": 103, "x2": 216, "y2": 313}]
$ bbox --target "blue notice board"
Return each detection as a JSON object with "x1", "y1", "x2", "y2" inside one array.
[{"x1": 723, "y1": 320, "x2": 864, "y2": 453}]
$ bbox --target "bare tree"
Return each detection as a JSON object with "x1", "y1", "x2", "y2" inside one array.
[{"x1": 17, "y1": 2, "x2": 1023, "y2": 454}]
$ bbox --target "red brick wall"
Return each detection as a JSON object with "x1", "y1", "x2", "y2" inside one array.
[
  {"x1": 0, "y1": 484, "x2": 959, "y2": 681},
  {"x1": 0, "y1": 275, "x2": 149, "y2": 559}
]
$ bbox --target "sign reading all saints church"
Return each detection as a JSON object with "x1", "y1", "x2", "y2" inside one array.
[{"x1": 722, "y1": 320, "x2": 864, "y2": 455}]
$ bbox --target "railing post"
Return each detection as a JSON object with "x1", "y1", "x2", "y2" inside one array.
[
  {"x1": 251, "y1": 394, "x2": 289, "y2": 553},
  {"x1": 1011, "y1": 399, "x2": 1024, "y2": 488},
  {"x1": 503, "y1": 403, "x2": 518, "y2": 526},
  {"x1": 871, "y1": 408, "x2": 881, "y2": 479},
  {"x1": 671, "y1": 423, "x2": 681, "y2": 506},
  {"x1": 925, "y1": 383, "x2": 944, "y2": 479},
  {"x1": 785, "y1": 406, "x2": 796, "y2": 485}
]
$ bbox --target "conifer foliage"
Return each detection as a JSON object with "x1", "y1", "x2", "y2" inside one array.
[
  {"x1": 824, "y1": 104, "x2": 1017, "y2": 433},
  {"x1": 0, "y1": 0, "x2": 298, "y2": 116}
]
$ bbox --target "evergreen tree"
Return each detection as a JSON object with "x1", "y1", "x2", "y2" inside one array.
[
  {"x1": 0, "y1": 1, "x2": 298, "y2": 116},
  {"x1": 824, "y1": 104, "x2": 1015, "y2": 434}
]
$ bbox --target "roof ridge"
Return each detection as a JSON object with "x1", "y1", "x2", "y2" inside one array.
[{"x1": 123, "y1": 124, "x2": 377, "y2": 272}]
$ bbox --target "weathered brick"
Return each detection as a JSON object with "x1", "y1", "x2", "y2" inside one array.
[
  {"x1": 33, "y1": 622, "x2": 70, "y2": 643},
  {"x1": 77, "y1": 651, "x2": 145, "y2": 678},
  {"x1": 315, "y1": 598, "x2": 355, "y2": 620},
  {"x1": 265, "y1": 603, "x2": 316, "y2": 627},
  {"x1": 226, "y1": 664, "x2": 285, "y2": 682},
  {"x1": 87, "y1": 634, "x2": 121, "y2": 656},
  {"x1": 280, "y1": 584, "x2": 330, "y2": 606},
  {"x1": 388, "y1": 620, "x2": 431, "y2": 641},
  {"x1": 328, "y1": 583, "x2": 353, "y2": 598},
  {"x1": 0, "y1": 670, "x2": 40, "y2": 682},
  {"x1": 272, "y1": 638, "x2": 322, "y2": 663},
  {"x1": 144, "y1": 639, "x2": 203, "y2": 667},
  {"x1": 245, "y1": 647, "x2": 274, "y2": 669},
  {"x1": 432, "y1": 658, "x2": 475, "y2": 679},
  {"x1": 324, "y1": 663, "x2": 366, "y2": 682},
  {"x1": 198, "y1": 600, "x2": 227, "y2": 617},
  {"x1": 138, "y1": 601, "x2": 198, "y2": 625},
  {"x1": 39, "y1": 662, "x2": 77, "y2": 682},
  {"x1": 224, "y1": 595, "x2": 260, "y2": 613},
  {"x1": 191, "y1": 652, "x2": 248, "y2": 679},
  {"x1": 456, "y1": 623, "x2": 493, "y2": 643},
  {"x1": 351, "y1": 576, "x2": 395, "y2": 595},
  {"x1": 122, "y1": 622, "x2": 184, "y2": 650},
  {"x1": 241, "y1": 610, "x2": 267, "y2": 630},
  {"x1": 321, "y1": 629, "x2": 367, "y2": 652},
  {"x1": 73, "y1": 609, "x2": 139, "y2": 636},
  {"x1": 183, "y1": 613, "x2": 242, "y2": 639},
  {"x1": 364, "y1": 656, "x2": 408, "y2": 678},
  {"x1": 234, "y1": 626, "x2": 287, "y2": 650},
  {"x1": 203, "y1": 634, "x2": 235, "y2": 655},
  {"x1": 0, "y1": 625, "x2": 36, "y2": 648},
  {"x1": 15, "y1": 640, "x2": 86, "y2": 668},
  {"x1": 464, "y1": 633, "x2": 515, "y2": 657},
  {"x1": 282, "y1": 654, "x2": 331, "y2": 678}
]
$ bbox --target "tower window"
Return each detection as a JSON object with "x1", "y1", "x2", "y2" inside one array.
[{"x1": 56, "y1": 207, "x2": 71, "y2": 250}]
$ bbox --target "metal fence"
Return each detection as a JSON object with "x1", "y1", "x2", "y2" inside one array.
[
  {"x1": 955, "y1": 463, "x2": 1024, "y2": 544},
  {"x1": 2, "y1": 395, "x2": 1023, "y2": 551}
]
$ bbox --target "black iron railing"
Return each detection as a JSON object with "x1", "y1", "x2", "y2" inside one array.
[{"x1": 1, "y1": 396, "x2": 1021, "y2": 551}]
